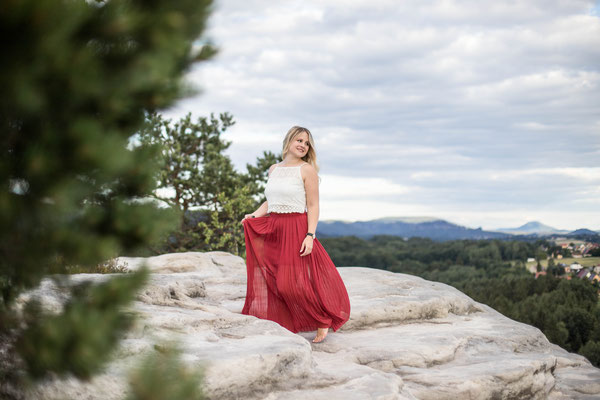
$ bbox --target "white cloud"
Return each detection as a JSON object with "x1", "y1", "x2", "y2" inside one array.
[
  {"x1": 165, "y1": 0, "x2": 600, "y2": 230},
  {"x1": 320, "y1": 174, "x2": 411, "y2": 200}
]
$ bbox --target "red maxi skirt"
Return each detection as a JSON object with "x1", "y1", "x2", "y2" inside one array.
[{"x1": 241, "y1": 211, "x2": 350, "y2": 333}]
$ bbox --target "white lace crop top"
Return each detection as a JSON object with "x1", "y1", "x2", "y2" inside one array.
[{"x1": 265, "y1": 163, "x2": 307, "y2": 213}]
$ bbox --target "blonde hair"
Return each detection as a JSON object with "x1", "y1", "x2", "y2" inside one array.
[{"x1": 281, "y1": 126, "x2": 320, "y2": 173}]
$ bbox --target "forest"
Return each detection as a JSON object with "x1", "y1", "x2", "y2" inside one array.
[{"x1": 320, "y1": 235, "x2": 600, "y2": 367}]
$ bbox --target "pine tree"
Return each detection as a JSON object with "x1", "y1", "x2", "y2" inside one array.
[
  {"x1": 0, "y1": 0, "x2": 216, "y2": 397},
  {"x1": 242, "y1": 150, "x2": 281, "y2": 204},
  {"x1": 137, "y1": 112, "x2": 280, "y2": 255},
  {"x1": 138, "y1": 112, "x2": 238, "y2": 215}
]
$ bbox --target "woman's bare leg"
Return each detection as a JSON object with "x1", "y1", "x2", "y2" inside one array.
[{"x1": 312, "y1": 327, "x2": 329, "y2": 343}]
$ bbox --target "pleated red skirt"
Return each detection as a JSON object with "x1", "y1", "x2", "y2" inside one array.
[{"x1": 241, "y1": 212, "x2": 350, "y2": 333}]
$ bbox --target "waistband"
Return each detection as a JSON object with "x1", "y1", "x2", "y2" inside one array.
[{"x1": 268, "y1": 211, "x2": 307, "y2": 217}]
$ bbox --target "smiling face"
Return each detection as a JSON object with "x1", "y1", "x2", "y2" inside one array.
[
  {"x1": 288, "y1": 131, "x2": 310, "y2": 159},
  {"x1": 281, "y1": 126, "x2": 317, "y2": 168}
]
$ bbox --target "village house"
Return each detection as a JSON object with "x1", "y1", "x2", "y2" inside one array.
[
  {"x1": 535, "y1": 271, "x2": 547, "y2": 279},
  {"x1": 570, "y1": 263, "x2": 583, "y2": 272},
  {"x1": 575, "y1": 268, "x2": 600, "y2": 284},
  {"x1": 576, "y1": 268, "x2": 590, "y2": 279}
]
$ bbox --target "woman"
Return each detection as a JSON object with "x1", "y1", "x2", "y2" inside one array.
[{"x1": 240, "y1": 126, "x2": 351, "y2": 343}]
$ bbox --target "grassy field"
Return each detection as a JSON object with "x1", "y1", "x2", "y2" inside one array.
[{"x1": 525, "y1": 257, "x2": 600, "y2": 269}]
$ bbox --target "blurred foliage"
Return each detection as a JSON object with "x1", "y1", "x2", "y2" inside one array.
[
  {"x1": 0, "y1": 0, "x2": 216, "y2": 397},
  {"x1": 241, "y1": 149, "x2": 281, "y2": 205},
  {"x1": 65, "y1": 257, "x2": 132, "y2": 274},
  {"x1": 17, "y1": 268, "x2": 149, "y2": 379},
  {"x1": 136, "y1": 112, "x2": 280, "y2": 256},
  {"x1": 126, "y1": 344, "x2": 205, "y2": 400},
  {"x1": 322, "y1": 235, "x2": 600, "y2": 367}
]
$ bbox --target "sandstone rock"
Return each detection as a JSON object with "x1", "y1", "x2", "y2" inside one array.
[{"x1": 19, "y1": 251, "x2": 600, "y2": 400}]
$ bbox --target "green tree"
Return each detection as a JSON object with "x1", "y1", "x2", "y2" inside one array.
[
  {"x1": 535, "y1": 250, "x2": 547, "y2": 270},
  {"x1": 547, "y1": 258, "x2": 566, "y2": 276},
  {"x1": 139, "y1": 112, "x2": 237, "y2": 214},
  {"x1": 241, "y1": 150, "x2": 281, "y2": 204},
  {"x1": 1, "y1": 0, "x2": 215, "y2": 397},
  {"x1": 137, "y1": 112, "x2": 279, "y2": 255},
  {"x1": 197, "y1": 187, "x2": 255, "y2": 255},
  {"x1": 580, "y1": 340, "x2": 600, "y2": 368}
]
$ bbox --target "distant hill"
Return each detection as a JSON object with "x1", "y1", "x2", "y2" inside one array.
[
  {"x1": 568, "y1": 228, "x2": 600, "y2": 236},
  {"x1": 317, "y1": 217, "x2": 599, "y2": 241},
  {"x1": 371, "y1": 216, "x2": 441, "y2": 223},
  {"x1": 318, "y1": 217, "x2": 510, "y2": 241},
  {"x1": 494, "y1": 221, "x2": 569, "y2": 235}
]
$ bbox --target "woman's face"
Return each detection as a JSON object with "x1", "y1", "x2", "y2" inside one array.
[{"x1": 288, "y1": 131, "x2": 310, "y2": 158}]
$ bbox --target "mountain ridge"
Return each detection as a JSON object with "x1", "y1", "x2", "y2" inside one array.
[
  {"x1": 494, "y1": 220, "x2": 570, "y2": 235},
  {"x1": 318, "y1": 217, "x2": 599, "y2": 240}
]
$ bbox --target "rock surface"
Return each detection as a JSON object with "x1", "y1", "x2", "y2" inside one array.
[{"x1": 19, "y1": 251, "x2": 600, "y2": 400}]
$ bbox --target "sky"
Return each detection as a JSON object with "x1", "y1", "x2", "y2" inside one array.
[{"x1": 163, "y1": 0, "x2": 600, "y2": 231}]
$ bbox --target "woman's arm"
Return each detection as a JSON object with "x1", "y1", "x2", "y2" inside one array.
[
  {"x1": 304, "y1": 165, "x2": 319, "y2": 234},
  {"x1": 251, "y1": 201, "x2": 268, "y2": 217},
  {"x1": 241, "y1": 164, "x2": 278, "y2": 223},
  {"x1": 240, "y1": 200, "x2": 267, "y2": 223},
  {"x1": 300, "y1": 164, "x2": 319, "y2": 256}
]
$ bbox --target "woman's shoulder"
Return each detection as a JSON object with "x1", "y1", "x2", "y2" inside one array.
[
  {"x1": 299, "y1": 161, "x2": 316, "y2": 171},
  {"x1": 299, "y1": 162, "x2": 318, "y2": 180},
  {"x1": 267, "y1": 163, "x2": 280, "y2": 176}
]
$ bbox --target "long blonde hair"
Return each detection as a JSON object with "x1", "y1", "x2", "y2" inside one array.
[{"x1": 281, "y1": 126, "x2": 320, "y2": 173}]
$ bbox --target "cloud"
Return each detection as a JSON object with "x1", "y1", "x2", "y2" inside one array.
[{"x1": 165, "y1": 0, "x2": 600, "y2": 230}]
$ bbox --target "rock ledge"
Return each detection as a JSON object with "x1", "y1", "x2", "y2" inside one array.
[{"x1": 20, "y1": 251, "x2": 600, "y2": 400}]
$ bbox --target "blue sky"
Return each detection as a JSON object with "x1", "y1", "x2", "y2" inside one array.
[{"x1": 164, "y1": 0, "x2": 600, "y2": 231}]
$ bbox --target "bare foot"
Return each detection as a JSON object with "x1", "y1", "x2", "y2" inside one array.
[{"x1": 312, "y1": 327, "x2": 329, "y2": 343}]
